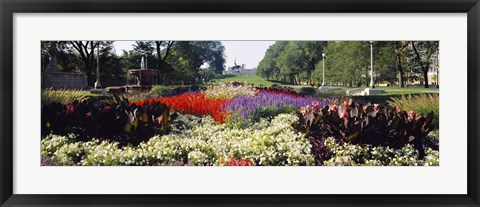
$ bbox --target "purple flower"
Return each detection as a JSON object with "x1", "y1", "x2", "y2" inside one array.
[{"x1": 225, "y1": 91, "x2": 328, "y2": 119}]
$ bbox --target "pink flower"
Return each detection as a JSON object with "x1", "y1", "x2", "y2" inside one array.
[
  {"x1": 103, "y1": 105, "x2": 111, "y2": 111},
  {"x1": 312, "y1": 101, "x2": 320, "y2": 111},
  {"x1": 329, "y1": 105, "x2": 338, "y2": 112},
  {"x1": 341, "y1": 111, "x2": 349, "y2": 119},
  {"x1": 66, "y1": 104, "x2": 75, "y2": 114},
  {"x1": 300, "y1": 106, "x2": 307, "y2": 116},
  {"x1": 156, "y1": 116, "x2": 163, "y2": 124},
  {"x1": 408, "y1": 110, "x2": 415, "y2": 120},
  {"x1": 85, "y1": 112, "x2": 92, "y2": 118}
]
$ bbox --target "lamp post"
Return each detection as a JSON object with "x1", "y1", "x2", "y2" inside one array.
[
  {"x1": 94, "y1": 41, "x2": 101, "y2": 89},
  {"x1": 322, "y1": 53, "x2": 326, "y2": 86},
  {"x1": 369, "y1": 41, "x2": 375, "y2": 88}
]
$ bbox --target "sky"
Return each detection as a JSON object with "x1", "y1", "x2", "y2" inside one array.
[{"x1": 112, "y1": 41, "x2": 275, "y2": 69}]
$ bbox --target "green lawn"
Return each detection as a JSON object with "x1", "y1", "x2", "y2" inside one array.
[
  {"x1": 210, "y1": 74, "x2": 302, "y2": 88},
  {"x1": 210, "y1": 74, "x2": 440, "y2": 97},
  {"x1": 346, "y1": 86, "x2": 439, "y2": 96}
]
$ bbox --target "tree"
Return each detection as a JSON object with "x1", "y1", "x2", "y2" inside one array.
[
  {"x1": 276, "y1": 42, "x2": 304, "y2": 84},
  {"x1": 155, "y1": 41, "x2": 175, "y2": 70},
  {"x1": 256, "y1": 47, "x2": 275, "y2": 80},
  {"x1": 41, "y1": 41, "x2": 53, "y2": 71},
  {"x1": 410, "y1": 41, "x2": 439, "y2": 88},
  {"x1": 95, "y1": 41, "x2": 124, "y2": 78},
  {"x1": 297, "y1": 41, "x2": 327, "y2": 85},
  {"x1": 394, "y1": 41, "x2": 409, "y2": 87},
  {"x1": 323, "y1": 41, "x2": 368, "y2": 86},
  {"x1": 374, "y1": 41, "x2": 399, "y2": 85},
  {"x1": 70, "y1": 41, "x2": 99, "y2": 86},
  {"x1": 256, "y1": 41, "x2": 288, "y2": 82},
  {"x1": 41, "y1": 41, "x2": 83, "y2": 73},
  {"x1": 132, "y1": 41, "x2": 158, "y2": 69},
  {"x1": 165, "y1": 41, "x2": 225, "y2": 84}
]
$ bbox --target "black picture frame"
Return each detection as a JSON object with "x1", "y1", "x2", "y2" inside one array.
[{"x1": 1, "y1": 0, "x2": 479, "y2": 206}]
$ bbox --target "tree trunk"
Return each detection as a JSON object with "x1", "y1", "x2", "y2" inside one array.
[
  {"x1": 365, "y1": 68, "x2": 369, "y2": 87},
  {"x1": 396, "y1": 53, "x2": 405, "y2": 87},
  {"x1": 399, "y1": 70, "x2": 404, "y2": 88},
  {"x1": 85, "y1": 63, "x2": 93, "y2": 86}
]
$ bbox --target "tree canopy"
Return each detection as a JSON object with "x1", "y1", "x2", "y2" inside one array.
[
  {"x1": 257, "y1": 41, "x2": 438, "y2": 87},
  {"x1": 41, "y1": 41, "x2": 226, "y2": 86}
]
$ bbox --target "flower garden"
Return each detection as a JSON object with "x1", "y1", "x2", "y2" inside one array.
[{"x1": 41, "y1": 82, "x2": 439, "y2": 166}]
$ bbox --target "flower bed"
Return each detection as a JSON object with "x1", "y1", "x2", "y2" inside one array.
[
  {"x1": 41, "y1": 86, "x2": 439, "y2": 166},
  {"x1": 41, "y1": 114, "x2": 314, "y2": 166},
  {"x1": 136, "y1": 93, "x2": 231, "y2": 123},
  {"x1": 225, "y1": 91, "x2": 327, "y2": 121}
]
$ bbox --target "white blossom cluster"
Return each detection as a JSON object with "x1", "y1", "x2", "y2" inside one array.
[
  {"x1": 202, "y1": 82, "x2": 257, "y2": 99},
  {"x1": 323, "y1": 137, "x2": 439, "y2": 166},
  {"x1": 41, "y1": 113, "x2": 315, "y2": 166}
]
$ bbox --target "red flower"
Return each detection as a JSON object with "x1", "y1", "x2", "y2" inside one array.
[
  {"x1": 260, "y1": 89, "x2": 304, "y2": 98},
  {"x1": 136, "y1": 93, "x2": 231, "y2": 123},
  {"x1": 225, "y1": 158, "x2": 254, "y2": 166},
  {"x1": 341, "y1": 111, "x2": 349, "y2": 119},
  {"x1": 343, "y1": 101, "x2": 350, "y2": 110},
  {"x1": 374, "y1": 103, "x2": 380, "y2": 111}
]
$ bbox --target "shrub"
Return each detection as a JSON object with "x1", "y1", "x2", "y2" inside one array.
[
  {"x1": 149, "y1": 85, "x2": 198, "y2": 97},
  {"x1": 41, "y1": 88, "x2": 88, "y2": 105},
  {"x1": 298, "y1": 100, "x2": 435, "y2": 159},
  {"x1": 41, "y1": 114, "x2": 315, "y2": 166},
  {"x1": 299, "y1": 87, "x2": 317, "y2": 96},
  {"x1": 265, "y1": 85, "x2": 296, "y2": 94},
  {"x1": 149, "y1": 85, "x2": 174, "y2": 97},
  {"x1": 41, "y1": 95, "x2": 176, "y2": 146},
  {"x1": 387, "y1": 94, "x2": 439, "y2": 128},
  {"x1": 315, "y1": 89, "x2": 346, "y2": 98}
]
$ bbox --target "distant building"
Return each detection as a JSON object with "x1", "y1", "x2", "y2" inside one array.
[
  {"x1": 405, "y1": 43, "x2": 439, "y2": 87},
  {"x1": 225, "y1": 62, "x2": 256, "y2": 75},
  {"x1": 408, "y1": 51, "x2": 439, "y2": 86}
]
